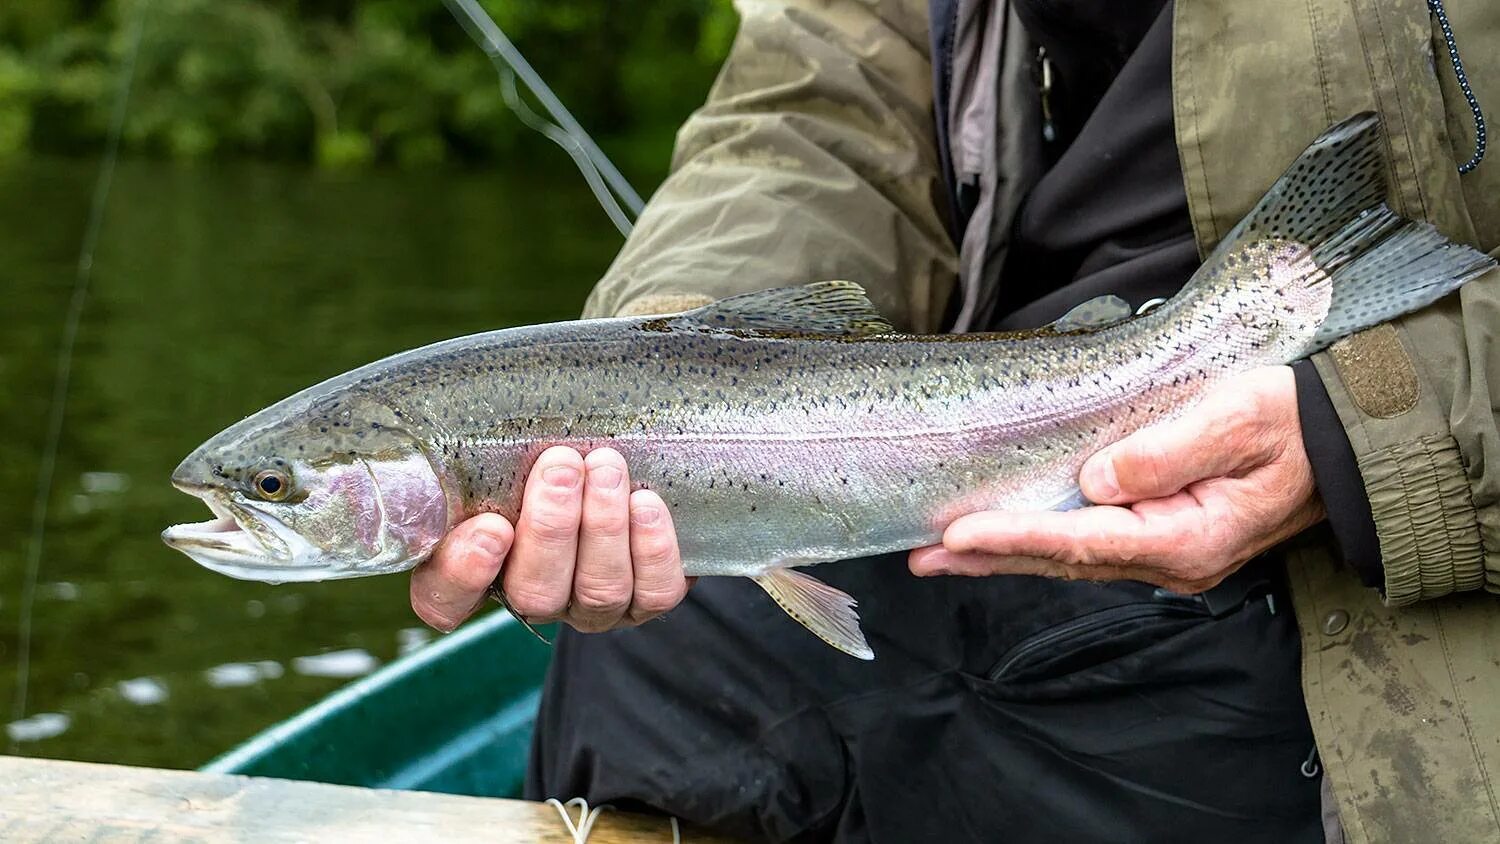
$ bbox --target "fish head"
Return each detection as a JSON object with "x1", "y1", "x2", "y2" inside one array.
[{"x1": 162, "y1": 390, "x2": 451, "y2": 582}]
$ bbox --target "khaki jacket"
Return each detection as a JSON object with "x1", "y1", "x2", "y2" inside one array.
[{"x1": 583, "y1": 1, "x2": 1500, "y2": 839}]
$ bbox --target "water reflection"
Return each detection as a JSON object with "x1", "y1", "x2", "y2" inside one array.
[
  {"x1": 292, "y1": 649, "x2": 380, "y2": 679},
  {"x1": 7, "y1": 713, "x2": 71, "y2": 743},
  {"x1": 205, "y1": 661, "x2": 286, "y2": 689},
  {"x1": 80, "y1": 471, "x2": 130, "y2": 494},
  {"x1": 397, "y1": 627, "x2": 432, "y2": 657},
  {"x1": 1, "y1": 155, "x2": 619, "y2": 767},
  {"x1": 117, "y1": 677, "x2": 168, "y2": 706},
  {"x1": 40, "y1": 582, "x2": 81, "y2": 601}
]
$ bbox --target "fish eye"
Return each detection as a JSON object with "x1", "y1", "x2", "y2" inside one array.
[{"x1": 252, "y1": 468, "x2": 292, "y2": 502}]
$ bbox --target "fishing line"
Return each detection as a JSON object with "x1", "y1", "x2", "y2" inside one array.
[
  {"x1": 496, "y1": 66, "x2": 636, "y2": 238},
  {"x1": 441, "y1": 0, "x2": 643, "y2": 237},
  {"x1": 9, "y1": 0, "x2": 151, "y2": 750}
]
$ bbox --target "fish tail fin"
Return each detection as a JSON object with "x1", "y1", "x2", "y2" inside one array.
[
  {"x1": 752, "y1": 569, "x2": 874, "y2": 660},
  {"x1": 1184, "y1": 111, "x2": 1495, "y2": 355},
  {"x1": 1302, "y1": 213, "x2": 1495, "y2": 354}
]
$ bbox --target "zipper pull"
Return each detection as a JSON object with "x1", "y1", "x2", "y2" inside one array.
[
  {"x1": 1300, "y1": 745, "x2": 1321, "y2": 778},
  {"x1": 1037, "y1": 46, "x2": 1056, "y2": 143}
]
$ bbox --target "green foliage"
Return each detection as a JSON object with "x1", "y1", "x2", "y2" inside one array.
[
  {"x1": 0, "y1": 47, "x2": 38, "y2": 157},
  {"x1": 0, "y1": 0, "x2": 736, "y2": 167}
]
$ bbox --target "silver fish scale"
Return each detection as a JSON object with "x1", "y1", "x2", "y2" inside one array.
[
  {"x1": 164, "y1": 113, "x2": 1497, "y2": 661},
  {"x1": 347, "y1": 241, "x2": 1324, "y2": 577}
]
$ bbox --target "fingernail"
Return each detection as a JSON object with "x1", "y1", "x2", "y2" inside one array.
[
  {"x1": 911, "y1": 548, "x2": 951, "y2": 576},
  {"x1": 470, "y1": 528, "x2": 505, "y2": 559},
  {"x1": 918, "y1": 559, "x2": 950, "y2": 576},
  {"x1": 588, "y1": 465, "x2": 623, "y2": 491},
  {"x1": 942, "y1": 523, "x2": 973, "y2": 554},
  {"x1": 1088, "y1": 455, "x2": 1119, "y2": 499},
  {"x1": 543, "y1": 464, "x2": 581, "y2": 488},
  {"x1": 632, "y1": 504, "x2": 661, "y2": 526}
]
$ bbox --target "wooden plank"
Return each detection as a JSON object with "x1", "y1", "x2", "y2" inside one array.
[{"x1": 0, "y1": 756, "x2": 732, "y2": 843}]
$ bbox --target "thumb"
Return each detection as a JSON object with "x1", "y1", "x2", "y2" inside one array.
[
  {"x1": 1080, "y1": 395, "x2": 1269, "y2": 505},
  {"x1": 411, "y1": 513, "x2": 514, "y2": 632}
]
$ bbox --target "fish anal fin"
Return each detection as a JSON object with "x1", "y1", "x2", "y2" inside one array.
[
  {"x1": 752, "y1": 569, "x2": 874, "y2": 660},
  {"x1": 675, "y1": 281, "x2": 894, "y2": 337}
]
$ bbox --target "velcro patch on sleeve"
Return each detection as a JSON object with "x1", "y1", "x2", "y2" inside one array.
[{"x1": 1327, "y1": 324, "x2": 1420, "y2": 418}]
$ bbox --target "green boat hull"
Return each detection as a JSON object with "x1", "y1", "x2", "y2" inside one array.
[{"x1": 203, "y1": 611, "x2": 553, "y2": 798}]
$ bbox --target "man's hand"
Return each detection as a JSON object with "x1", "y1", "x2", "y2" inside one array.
[
  {"x1": 909, "y1": 366, "x2": 1325, "y2": 593},
  {"x1": 410, "y1": 446, "x2": 690, "y2": 632}
]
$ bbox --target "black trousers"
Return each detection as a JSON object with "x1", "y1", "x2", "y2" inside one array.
[{"x1": 524, "y1": 555, "x2": 1323, "y2": 843}]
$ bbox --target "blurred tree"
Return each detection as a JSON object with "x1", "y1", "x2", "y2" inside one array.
[{"x1": 0, "y1": 0, "x2": 736, "y2": 169}]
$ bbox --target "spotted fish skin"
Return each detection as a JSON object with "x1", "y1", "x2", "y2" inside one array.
[
  {"x1": 166, "y1": 113, "x2": 1495, "y2": 658},
  {"x1": 332, "y1": 113, "x2": 1493, "y2": 580},
  {"x1": 334, "y1": 243, "x2": 1320, "y2": 578}
]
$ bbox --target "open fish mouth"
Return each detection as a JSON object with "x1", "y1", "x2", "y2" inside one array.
[{"x1": 161, "y1": 486, "x2": 329, "y2": 582}]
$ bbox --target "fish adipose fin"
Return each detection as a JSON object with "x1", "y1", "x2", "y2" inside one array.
[
  {"x1": 676, "y1": 280, "x2": 895, "y2": 337},
  {"x1": 1192, "y1": 111, "x2": 1496, "y2": 355},
  {"x1": 752, "y1": 568, "x2": 875, "y2": 660},
  {"x1": 1049, "y1": 295, "x2": 1134, "y2": 332}
]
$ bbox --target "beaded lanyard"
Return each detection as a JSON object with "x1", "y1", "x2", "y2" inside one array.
[{"x1": 1428, "y1": 0, "x2": 1487, "y2": 174}]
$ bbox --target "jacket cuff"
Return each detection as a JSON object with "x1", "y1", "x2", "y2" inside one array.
[
  {"x1": 1292, "y1": 361, "x2": 1383, "y2": 590},
  {"x1": 1350, "y1": 436, "x2": 1486, "y2": 604},
  {"x1": 1310, "y1": 326, "x2": 1486, "y2": 606}
]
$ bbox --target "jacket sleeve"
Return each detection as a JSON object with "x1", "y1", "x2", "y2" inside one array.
[
  {"x1": 1311, "y1": 250, "x2": 1500, "y2": 606},
  {"x1": 1293, "y1": 361, "x2": 1383, "y2": 588},
  {"x1": 581, "y1": 0, "x2": 957, "y2": 331}
]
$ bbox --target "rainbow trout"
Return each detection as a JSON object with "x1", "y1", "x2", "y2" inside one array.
[{"x1": 164, "y1": 114, "x2": 1493, "y2": 659}]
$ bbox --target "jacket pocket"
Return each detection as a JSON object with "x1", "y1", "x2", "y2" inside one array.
[{"x1": 985, "y1": 600, "x2": 1210, "y2": 684}]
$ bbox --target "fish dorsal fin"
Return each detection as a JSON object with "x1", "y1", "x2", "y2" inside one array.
[
  {"x1": 752, "y1": 568, "x2": 873, "y2": 660},
  {"x1": 675, "y1": 281, "x2": 894, "y2": 336},
  {"x1": 1048, "y1": 295, "x2": 1134, "y2": 331}
]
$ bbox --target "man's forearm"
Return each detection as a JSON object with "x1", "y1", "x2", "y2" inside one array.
[{"x1": 582, "y1": 0, "x2": 956, "y2": 329}]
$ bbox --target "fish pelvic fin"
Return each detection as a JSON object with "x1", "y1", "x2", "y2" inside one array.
[
  {"x1": 752, "y1": 569, "x2": 874, "y2": 660},
  {"x1": 1187, "y1": 111, "x2": 1495, "y2": 356},
  {"x1": 673, "y1": 281, "x2": 895, "y2": 337}
]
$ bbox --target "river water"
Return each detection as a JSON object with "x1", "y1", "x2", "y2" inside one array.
[{"x1": 0, "y1": 156, "x2": 623, "y2": 767}]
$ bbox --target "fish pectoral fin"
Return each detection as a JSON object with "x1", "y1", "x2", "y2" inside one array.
[
  {"x1": 752, "y1": 569, "x2": 874, "y2": 660},
  {"x1": 676, "y1": 281, "x2": 894, "y2": 337}
]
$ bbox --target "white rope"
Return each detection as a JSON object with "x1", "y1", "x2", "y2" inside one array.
[
  {"x1": 545, "y1": 797, "x2": 682, "y2": 844},
  {"x1": 546, "y1": 797, "x2": 611, "y2": 843},
  {"x1": 8, "y1": 0, "x2": 151, "y2": 752}
]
